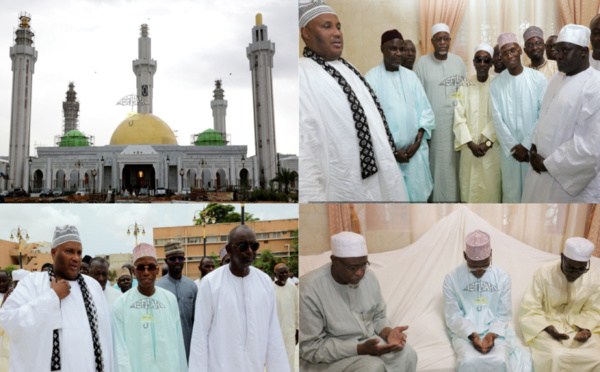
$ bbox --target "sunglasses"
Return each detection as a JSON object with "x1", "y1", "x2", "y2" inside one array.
[
  {"x1": 562, "y1": 256, "x2": 590, "y2": 274},
  {"x1": 167, "y1": 256, "x2": 185, "y2": 262},
  {"x1": 474, "y1": 57, "x2": 491, "y2": 63},
  {"x1": 236, "y1": 242, "x2": 260, "y2": 252},
  {"x1": 136, "y1": 264, "x2": 158, "y2": 272}
]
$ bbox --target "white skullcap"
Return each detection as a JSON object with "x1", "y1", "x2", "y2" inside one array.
[
  {"x1": 331, "y1": 231, "x2": 368, "y2": 258},
  {"x1": 12, "y1": 269, "x2": 30, "y2": 282},
  {"x1": 474, "y1": 43, "x2": 494, "y2": 57},
  {"x1": 563, "y1": 237, "x2": 594, "y2": 262},
  {"x1": 465, "y1": 230, "x2": 491, "y2": 261},
  {"x1": 52, "y1": 225, "x2": 81, "y2": 249},
  {"x1": 557, "y1": 24, "x2": 591, "y2": 48},
  {"x1": 498, "y1": 33, "x2": 518, "y2": 49},
  {"x1": 299, "y1": 0, "x2": 337, "y2": 28},
  {"x1": 432, "y1": 23, "x2": 450, "y2": 36}
]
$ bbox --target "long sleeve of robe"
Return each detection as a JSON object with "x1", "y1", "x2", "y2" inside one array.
[
  {"x1": 188, "y1": 266, "x2": 290, "y2": 372},
  {"x1": 299, "y1": 57, "x2": 408, "y2": 202},
  {"x1": 490, "y1": 68, "x2": 547, "y2": 202},
  {"x1": 365, "y1": 62, "x2": 436, "y2": 201},
  {"x1": 414, "y1": 53, "x2": 466, "y2": 202},
  {"x1": 518, "y1": 261, "x2": 600, "y2": 371},
  {"x1": 274, "y1": 281, "x2": 299, "y2": 372},
  {"x1": 112, "y1": 286, "x2": 187, "y2": 372},
  {"x1": 453, "y1": 75, "x2": 502, "y2": 203},
  {"x1": 0, "y1": 272, "x2": 114, "y2": 372},
  {"x1": 521, "y1": 67, "x2": 600, "y2": 202}
]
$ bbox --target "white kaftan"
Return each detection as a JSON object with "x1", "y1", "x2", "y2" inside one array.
[
  {"x1": 490, "y1": 68, "x2": 546, "y2": 202},
  {"x1": 519, "y1": 261, "x2": 600, "y2": 372},
  {"x1": 274, "y1": 281, "x2": 299, "y2": 372},
  {"x1": 365, "y1": 62, "x2": 436, "y2": 202},
  {"x1": 590, "y1": 54, "x2": 600, "y2": 71},
  {"x1": 0, "y1": 272, "x2": 113, "y2": 372},
  {"x1": 299, "y1": 57, "x2": 408, "y2": 202},
  {"x1": 189, "y1": 266, "x2": 290, "y2": 372},
  {"x1": 453, "y1": 75, "x2": 502, "y2": 203},
  {"x1": 444, "y1": 263, "x2": 532, "y2": 371},
  {"x1": 414, "y1": 53, "x2": 467, "y2": 202},
  {"x1": 522, "y1": 67, "x2": 600, "y2": 202},
  {"x1": 103, "y1": 284, "x2": 122, "y2": 314}
]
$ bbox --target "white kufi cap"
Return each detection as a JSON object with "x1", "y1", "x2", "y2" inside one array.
[
  {"x1": 52, "y1": 225, "x2": 81, "y2": 248},
  {"x1": 474, "y1": 43, "x2": 494, "y2": 57},
  {"x1": 331, "y1": 231, "x2": 368, "y2": 258},
  {"x1": 563, "y1": 237, "x2": 594, "y2": 262},
  {"x1": 299, "y1": 0, "x2": 337, "y2": 28},
  {"x1": 432, "y1": 23, "x2": 450, "y2": 36},
  {"x1": 557, "y1": 24, "x2": 591, "y2": 48}
]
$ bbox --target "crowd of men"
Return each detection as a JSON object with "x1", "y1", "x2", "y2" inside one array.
[
  {"x1": 299, "y1": 230, "x2": 600, "y2": 371},
  {"x1": 0, "y1": 224, "x2": 298, "y2": 371},
  {"x1": 299, "y1": 0, "x2": 600, "y2": 203}
]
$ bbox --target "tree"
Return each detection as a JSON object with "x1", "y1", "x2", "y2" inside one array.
[
  {"x1": 2, "y1": 265, "x2": 19, "y2": 279},
  {"x1": 193, "y1": 203, "x2": 259, "y2": 225},
  {"x1": 252, "y1": 248, "x2": 280, "y2": 277},
  {"x1": 270, "y1": 168, "x2": 298, "y2": 194},
  {"x1": 287, "y1": 229, "x2": 299, "y2": 277}
]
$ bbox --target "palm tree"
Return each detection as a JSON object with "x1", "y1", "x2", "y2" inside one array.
[{"x1": 271, "y1": 168, "x2": 297, "y2": 194}]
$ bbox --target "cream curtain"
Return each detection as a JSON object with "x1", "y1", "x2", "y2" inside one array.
[
  {"x1": 586, "y1": 205, "x2": 600, "y2": 257},
  {"x1": 558, "y1": 0, "x2": 600, "y2": 29},
  {"x1": 418, "y1": 0, "x2": 469, "y2": 55}
]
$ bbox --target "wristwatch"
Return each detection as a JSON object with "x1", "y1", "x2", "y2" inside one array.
[{"x1": 485, "y1": 140, "x2": 493, "y2": 148}]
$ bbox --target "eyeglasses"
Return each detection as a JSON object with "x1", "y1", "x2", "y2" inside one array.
[
  {"x1": 474, "y1": 57, "x2": 492, "y2": 63},
  {"x1": 341, "y1": 261, "x2": 370, "y2": 272},
  {"x1": 135, "y1": 264, "x2": 158, "y2": 272},
  {"x1": 500, "y1": 48, "x2": 519, "y2": 57},
  {"x1": 236, "y1": 241, "x2": 260, "y2": 252},
  {"x1": 562, "y1": 256, "x2": 590, "y2": 274},
  {"x1": 433, "y1": 36, "x2": 451, "y2": 43},
  {"x1": 167, "y1": 256, "x2": 185, "y2": 262},
  {"x1": 526, "y1": 41, "x2": 544, "y2": 48}
]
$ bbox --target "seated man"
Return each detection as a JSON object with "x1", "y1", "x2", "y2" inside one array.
[
  {"x1": 443, "y1": 230, "x2": 532, "y2": 371},
  {"x1": 519, "y1": 237, "x2": 600, "y2": 371},
  {"x1": 300, "y1": 231, "x2": 417, "y2": 372}
]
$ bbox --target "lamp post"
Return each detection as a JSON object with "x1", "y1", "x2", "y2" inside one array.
[
  {"x1": 28, "y1": 157, "x2": 32, "y2": 193},
  {"x1": 5, "y1": 163, "x2": 10, "y2": 190},
  {"x1": 100, "y1": 156, "x2": 104, "y2": 192},
  {"x1": 193, "y1": 210, "x2": 216, "y2": 257},
  {"x1": 76, "y1": 160, "x2": 82, "y2": 189},
  {"x1": 126, "y1": 221, "x2": 145, "y2": 246},
  {"x1": 179, "y1": 168, "x2": 184, "y2": 193},
  {"x1": 91, "y1": 169, "x2": 97, "y2": 193},
  {"x1": 200, "y1": 159, "x2": 206, "y2": 189},
  {"x1": 166, "y1": 155, "x2": 170, "y2": 191},
  {"x1": 10, "y1": 226, "x2": 29, "y2": 269}
]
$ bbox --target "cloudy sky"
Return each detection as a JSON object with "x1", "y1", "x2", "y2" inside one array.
[
  {"x1": 0, "y1": 203, "x2": 298, "y2": 257},
  {"x1": 0, "y1": 0, "x2": 298, "y2": 157}
]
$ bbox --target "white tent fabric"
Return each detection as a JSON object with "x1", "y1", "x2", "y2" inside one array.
[{"x1": 299, "y1": 207, "x2": 600, "y2": 372}]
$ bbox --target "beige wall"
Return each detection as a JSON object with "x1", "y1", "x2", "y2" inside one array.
[{"x1": 299, "y1": 0, "x2": 422, "y2": 74}]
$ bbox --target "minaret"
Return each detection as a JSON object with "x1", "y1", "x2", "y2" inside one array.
[
  {"x1": 63, "y1": 82, "x2": 80, "y2": 134},
  {"x1": 9, "y1": 12, "x2": 38, "y2": 189},
  {"x1": 132, "y1": 24, "x2": 156, "y2": 114},
  {"x1": 211, "y1": 79, "x2": 227, "y2": 137},
  {"x1": 246, "y1": 13, "x2": 277, "y2": 189}
]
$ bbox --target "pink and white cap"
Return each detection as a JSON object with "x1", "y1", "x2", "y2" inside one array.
[
  {"x1": 432, "y1": 23, "x2": 450, "y2": 36},
  {"x1": 557, "y1": 24, "x2": 591, "y2": 48},
  {"x1": 331, "y1": 231, "x2": 368, "y2": 258},
  {"x1": 564, "y1": 237, "x2": 594, "y2": 262},
  {"x1": 465, "y1": 230, "x2": 491, "y2": 261},
  {"x1": 498, "y1": 33, "x2": 518, "y2": 49},
  {"x1": 133, "y1": 243, "x2": 157, "y2": 263}
]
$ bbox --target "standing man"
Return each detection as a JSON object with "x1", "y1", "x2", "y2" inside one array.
[
  {"x1": 401, "y1": 40, "x2": 417, "y2": 70},
  {"x1": 300, "y1": 231, "x2": 417, "y2": 371},
  {"x1": 491, "y1": 44, "x2": 506, "y2": 76},
  {"x1": 366, "y1": 29, "x2": 436, "y2": 201},
  {"x1": 113, "y1": 263, "x2": 138, "y2": 290},
  {"x1": 116, "y1": 267, "x2": 132, "y2": 293},
  {"x1": 112, "y1": 243, "x2": 187, "y2": 372},
  {"x1": 590, "y1": 15, "x2": 600, "y2": 70},
  {"x1": 0, "y1": 271, "x2": 10, "y2": 300},
  {"x1": 490, "y1": 32, "x2": 546, "y2": 203},
  {"x1": 522, "y1": 24, "x2": 600, "y2": 202},
  {"x1": 156, "y1": 241, "x2": 197, "y2": 360},
  {"x1": 546, "y1": 35, "x2": 558, "y2": 61},
  {"x1": 0, "y1": 225, "x2": 113, "y2": 371},
  {"x1": 444, "y1": 230, "x2": 532, "y2": 371},
  {"x1": 273, "y1": 263, "x2": 299, "y2": 372},
  {"x1": 194, "y1": 256, "x2": 215, "y2": 287},
  {"x1": 189, "y1": 225, "x2": 290, "y2": 372},
  {"x1": 414, "y1": 23, "x2": 467, "y2": 202},
  {"x1": 453, "y1": 44, "x2": 502, "y2": 203},
  {"x1": 89, "y1": 257, "x2": 122, "y2": 313},
  {"x1": 523, "y1": 26, "x2": 558, "y2": 80},
  {"x1": 299, "y1": 0, "x2": 408, "y2": 202},
  {"x1": 519, "y1": 237, "x2": 600, "y2": 371}
]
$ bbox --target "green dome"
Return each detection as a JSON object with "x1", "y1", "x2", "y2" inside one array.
[
  {"x1": 59, "y1": 130, "x2": 90, "y2": 147},
  {"x1": 195, "y1": 129, "x2": 226, "y2": 146}
]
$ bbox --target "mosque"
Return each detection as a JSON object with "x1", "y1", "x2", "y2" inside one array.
[{"x1": 1, "y1": 13, "x2": 298, "y2": 194}]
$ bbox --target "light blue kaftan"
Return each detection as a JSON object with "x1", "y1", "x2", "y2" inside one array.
[{"x1": 366, "y1": 63, "x2": 436, "y2": 202}]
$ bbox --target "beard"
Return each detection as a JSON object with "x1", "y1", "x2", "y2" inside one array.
[{"x1": 348, "y1": 283, "x2": 360, "y2": 289}]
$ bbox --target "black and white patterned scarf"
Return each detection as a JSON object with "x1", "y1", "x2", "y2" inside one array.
[
  {"x1": 48, "y1": 265, "x2": 104, "y2": 372},
  {"x1": 304, "y1": 47, "x2": 397, "y2": 179}
]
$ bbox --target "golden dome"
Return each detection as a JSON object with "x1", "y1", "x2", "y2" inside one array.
[{"x1": 109, "y1": 113, "x2": 178, "y2": 145}]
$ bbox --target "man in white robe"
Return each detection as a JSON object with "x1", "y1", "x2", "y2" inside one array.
[
  {"x1": 88, "y1": 257, "x2": 121, "y2": 314},
  {"x1": 453, "y1": 44, "x2": 502, "y2": 203},
  {"x1": 299, "y1": 0, "x2": 407, "y2": 202},
  {"x1": 273, "y1": 263, "x2": 299, "y2": 372},
  {"x1": 522, "y1": 24, "x2": 600, "y2": 202},
  {"x1": 414, "y1": 23, "x2": 467, "y2": 202},
  {"x1": 444, "y1": 230, "x2": 532, "y2": 371},
  {"x1": 519, "y1": 237, "x2": 600, "y2": 371},
  {"x1": 366, "y1": 29, "x2": 436, "y2": 202},
  {"x1": 590, "y1": 15, "x2": 600, "y2": 70},
  {"x1": 0, "y1": 225, "x2": 113, "y2": 372},
  {"x1": 490, "y1": 32, "x2": 546, "y2": 203},
  {"x1": 300, "y1": 232, "x2": 417, "y2": 372},
  {"x1": 523, "y1": 26, "x2": 559, "y2": 81},
  {"x1": 112, "y1": 243, "x2": 187, "y2": 372},
  {"x1": 193, "y1": 256, "x2": 215, "y2": 288},
  {"x1": 189, "y1": 225, "x2": 290, "y2": 372}
]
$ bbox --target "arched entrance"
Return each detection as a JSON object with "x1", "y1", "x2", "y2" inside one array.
[
  {"x1": 202, "y1": 169, "x2": 212, "y2": 188},
  {"x1": 69, "y1": 170, "x2": 80, "y2": 190},
  {"x1": 217, "y1": 169, "x2": 226, "y2": 189},
  {"x1": 33, "y1": 170, "x2": 43, "y2": 191},
  {"x1": 122, "y1": 164, "x2": 155, "y2": 193},
  {"x1": 240, "y1": 169, "x2": 249, "y2": 187},
  {"x1": 55, "y1": 170, "x2": 66, "y2": 188}
]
